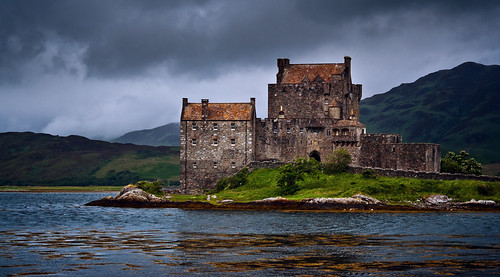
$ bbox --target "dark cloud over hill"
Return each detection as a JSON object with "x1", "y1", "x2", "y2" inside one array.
[{"x1": 1, "y1": 0, "x2": 499, "y2": 139}]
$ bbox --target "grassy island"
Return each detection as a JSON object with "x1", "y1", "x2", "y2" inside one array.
[{"x1": 171, "y1": 167, "x2": 500, "y2": 205}]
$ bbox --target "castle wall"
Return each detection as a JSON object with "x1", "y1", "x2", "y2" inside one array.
[
  {"x1": 359, "y1": 134, "x2": 440, "y2": 172},
  {"x1": 180, "y1": 119, "x2": 254, "y2": 193},
  {"x1": 255, "y1": 118, "x2": 365, "y2": 165}
]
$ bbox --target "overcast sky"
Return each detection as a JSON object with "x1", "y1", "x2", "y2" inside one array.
[{"x1": 1, "y1": 0, "x2": 499, "y2": 139}]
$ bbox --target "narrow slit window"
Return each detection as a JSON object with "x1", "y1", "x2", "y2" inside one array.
[
  {"x1": 231, "y1": 123, "x2": 236, "y2": 130},
  {"x1": 192, "y1": 123, "x2": 197, "y2": 130},
  {"x1": 213, "y1": 161, "x2": 218, "y2": 168},
  {"x1": 231, "y1": 139, "x2": 236, "y2": 146},
  {"x1": 231, "y1": 162, "x2": 236, "y2": 168},
  {"x1": 213, "y1": 123, "x2": 218, "y2": 130},
  {"x1": 213, "y1": 138, "x2": 218, "y2": 146},
  {"x1": 191, "y1": 138, "x2": 197, "y2": 145},
  {"x1": 193, "y1": 162, "x2": 197, "y2": 169}
]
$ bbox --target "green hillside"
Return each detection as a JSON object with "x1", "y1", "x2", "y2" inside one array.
[
  {"x1": 0, "y1": 132, "x2": 180, "y2": 186},
  {"x1": 360, "y1": 62, "x2": 500, "y2": 164},
  {"x1": 112, "y1": 123, "x2": 180, "y2": 146}
]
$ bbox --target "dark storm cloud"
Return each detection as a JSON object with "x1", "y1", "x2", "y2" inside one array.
[
  {"x1": 2, "y1": 0, "x2": 499, "y2": 82},
  {"x1": 1, "y1": 0, "x2": 500, "y2": 138}
]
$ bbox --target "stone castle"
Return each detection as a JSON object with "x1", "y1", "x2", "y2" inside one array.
[{"x1": 180, "y1": 57, "x2": 441, "y2": 193}]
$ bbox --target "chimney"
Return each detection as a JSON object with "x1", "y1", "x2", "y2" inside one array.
[
  {"x1": 250, "y1": 97, "x2": 255, "y2": 107},
  {"x1": 344, "y1": 56, "x2": 351, "y2": 80},
  {"x1": 201, "y1": 99, "x2": 209, "y2": 120},
  {"x1": 182, "y1": 98, "x2": 188, "y2": 108},
  {"x1": 277, "y1": 58, "x2": 290, "y2": 84}
]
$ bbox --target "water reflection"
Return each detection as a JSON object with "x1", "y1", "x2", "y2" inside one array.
[
  {"x1": 1, "y1": 228, "x2": 499, "y2": 276},
  {"x1": 0, "y1": 193, "x2": 499, "y2": 276}
]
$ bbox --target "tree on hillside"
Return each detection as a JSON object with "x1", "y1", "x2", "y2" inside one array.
[
  {"x1": 441, "y1": 151, "x2": 482, "y2": 175},
  {"x1": 323, "y1": 148, "x2": 352, "y2": 174}
]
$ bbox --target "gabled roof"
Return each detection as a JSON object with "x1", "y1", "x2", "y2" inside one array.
[
  {"x1": 281, "y1": 63, "x2": 345, "y2": 84},
  {"x1": 182, "y1": 103, "x2": 253, "y2": 121}
]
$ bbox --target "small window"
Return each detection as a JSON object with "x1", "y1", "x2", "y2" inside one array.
[
  {"x1": 300, "y1": 128, "x2": 304, "y2": 133},
  {"x1": 334, "y1": 129, "x2": 340, "y2": 136},
  {"x1": 324, "y1": 99, "x2": 329, "y2": 105},
  {"x1": 327, "y1": 129, "x2": 331, "y2": 136},
  {"x1": 192, "y1": 123, "x2": 197, "y2": 130},
  {"x1": 231, "y1": 139, "x2": 236, "y2": 146},
  {"x1": 191, "y1": 138, "x2": 197, "y2": 145},
  {"x1": 214, "y1": 161, "x2": 218, "y2": 168},
  {"x1": 213, "y1": 138, "x2": 218, "y2": 146},
  {"x1": 193, "y1": 162, "x2": 197, "y2": 169},
  {"x1": 231, "y1": 162, "x2": 236, "y2": 169},
  {"x1": 286, "y1": 128, "x2": 291, "y2": 134},
  {"x1": 231, "y1": 123, "x2": 236, "y2": 130},
  {"x1": 213, "y1": 123, "x2": 218, "y2": 130},
  {"x1": 273, "y1": 128, "x2": 278, "y2": 134}
]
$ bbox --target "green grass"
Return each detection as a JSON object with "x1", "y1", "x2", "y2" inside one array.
[
  {"x1": 198, "y1": 169, "x2": 500, "y2": 204},
  {"x1": 95, "y1": 154, "x2": 180, "y2": 181},
  {"x1": 0, "y1": 132, "x2": 180, "y2": 186}
]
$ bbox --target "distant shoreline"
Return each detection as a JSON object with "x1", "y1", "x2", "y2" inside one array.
[{"x1": 0, "y1": 186, "x2": 121, "y2": 193}]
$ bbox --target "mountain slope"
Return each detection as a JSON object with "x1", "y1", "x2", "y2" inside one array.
[
  {"x1": 0, "y1": 132, "x2": 180, "y2": 186},
  {"x1": 112, "y1": 123, "x2": 180, "y2": 146},
  {"x1": 360, "y1": 62, "x2": 500, "y2": 163}
]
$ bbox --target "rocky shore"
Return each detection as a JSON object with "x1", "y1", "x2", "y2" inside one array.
[{"x1": 85, "y1": 185, "x2": 500, "y2": 212}]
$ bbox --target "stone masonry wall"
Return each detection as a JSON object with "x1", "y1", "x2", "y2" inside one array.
[
  {"x1": 348, "y1": 166, "x2": 500, "y2": 182},
  {"x1": 180, "y1": 119, "x2": 254, "y2": 193},
  {"x1": 359, "y1": 134, "x2": 440, "y2": 172},
  {"x1": 255, "y1": 118, "x2": 363, "y2": 164}
]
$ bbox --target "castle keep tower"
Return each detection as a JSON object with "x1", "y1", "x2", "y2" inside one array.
[
  {"x1": 180, "y1": 57, "x2": 440, "y2": 193},
  {"x1": 180, "y1": 98, "x2": 256, "y2": 193},
  {"x1": 256, "y1": 56, "x2": 366, "y2": 164}
]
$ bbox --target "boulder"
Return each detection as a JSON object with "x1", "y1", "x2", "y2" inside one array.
[
  {"x1": 352, "y1": 193, "x2": 382, "y2": 204},
  {"x1": 424, "y1": 194, "x2": 451, "y2": 205},
  {"x1": 115, "y1": 185, "x2": 159, "y2": 202},
  {"x1": 466, "y1": 199, "x2": 496, "y2": 205},
  {"x1": 258, "y1": 196, "x2": 288, "y2": 202}
]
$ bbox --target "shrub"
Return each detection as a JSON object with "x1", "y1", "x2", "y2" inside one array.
[
  {"x1": 136, "y1": 180, "x2": 165, "y2": 197},
  {"x1": 276, "y1": 158, "x2": 320, "y2": 195},
  {"x1": 477, "y1": 183, "x2": 494, "y2": 196},
  {"x1": 441, "y1": 151, "x2": 482, "y2": 175},
  {"x1": 323, "y1": 148, "x2": 352, "y2": 174},
  {"x1": 214, "y1": 167, "x2": 250, "y2": 192},
  {"x1": 362, "y1": 169, "x2": 377, "y2": 179}
]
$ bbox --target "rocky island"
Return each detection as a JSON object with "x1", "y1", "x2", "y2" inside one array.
[{"x1": 86, "y1": 185, "x2": 500, "y2": 212}]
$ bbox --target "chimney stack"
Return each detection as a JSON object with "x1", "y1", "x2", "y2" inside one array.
[
  {"x1": 201, "y1": 99, "x2": 209, "y2": 120},
  {"x1": 277, "y1": 58, "x2": 290, "y2": 84}
]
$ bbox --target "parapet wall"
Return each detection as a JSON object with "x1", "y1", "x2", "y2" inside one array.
[
  {"x1": 247, "y1": 160, "x2": 286, "y2": 170},
  {"x1": 348, "y1": 167, "x2": 500, "y2": 182}
]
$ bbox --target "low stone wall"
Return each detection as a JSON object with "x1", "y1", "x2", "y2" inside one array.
[
  {"x1": 348, "y1": 166, "x2": 500, "y2": 182},
  {"x1": 247, "y1": 160, "x2": 286, "y2": 170}
]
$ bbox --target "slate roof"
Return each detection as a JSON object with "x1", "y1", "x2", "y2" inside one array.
[
  {"x1": 182, "y1": 103, "x2": 253, "y2": 121},
  {"x1": 281, "y1": 63, "x2": 345, "y2": 84}
]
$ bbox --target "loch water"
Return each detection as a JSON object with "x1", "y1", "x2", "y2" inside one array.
[{"x1": 0, "y1": 192, "x2": 499, "y2": 276}]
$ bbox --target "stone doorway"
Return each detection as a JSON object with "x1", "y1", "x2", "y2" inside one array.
[{"x1": 309, "y1": 151, "x2": 321, "y2": 162}]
